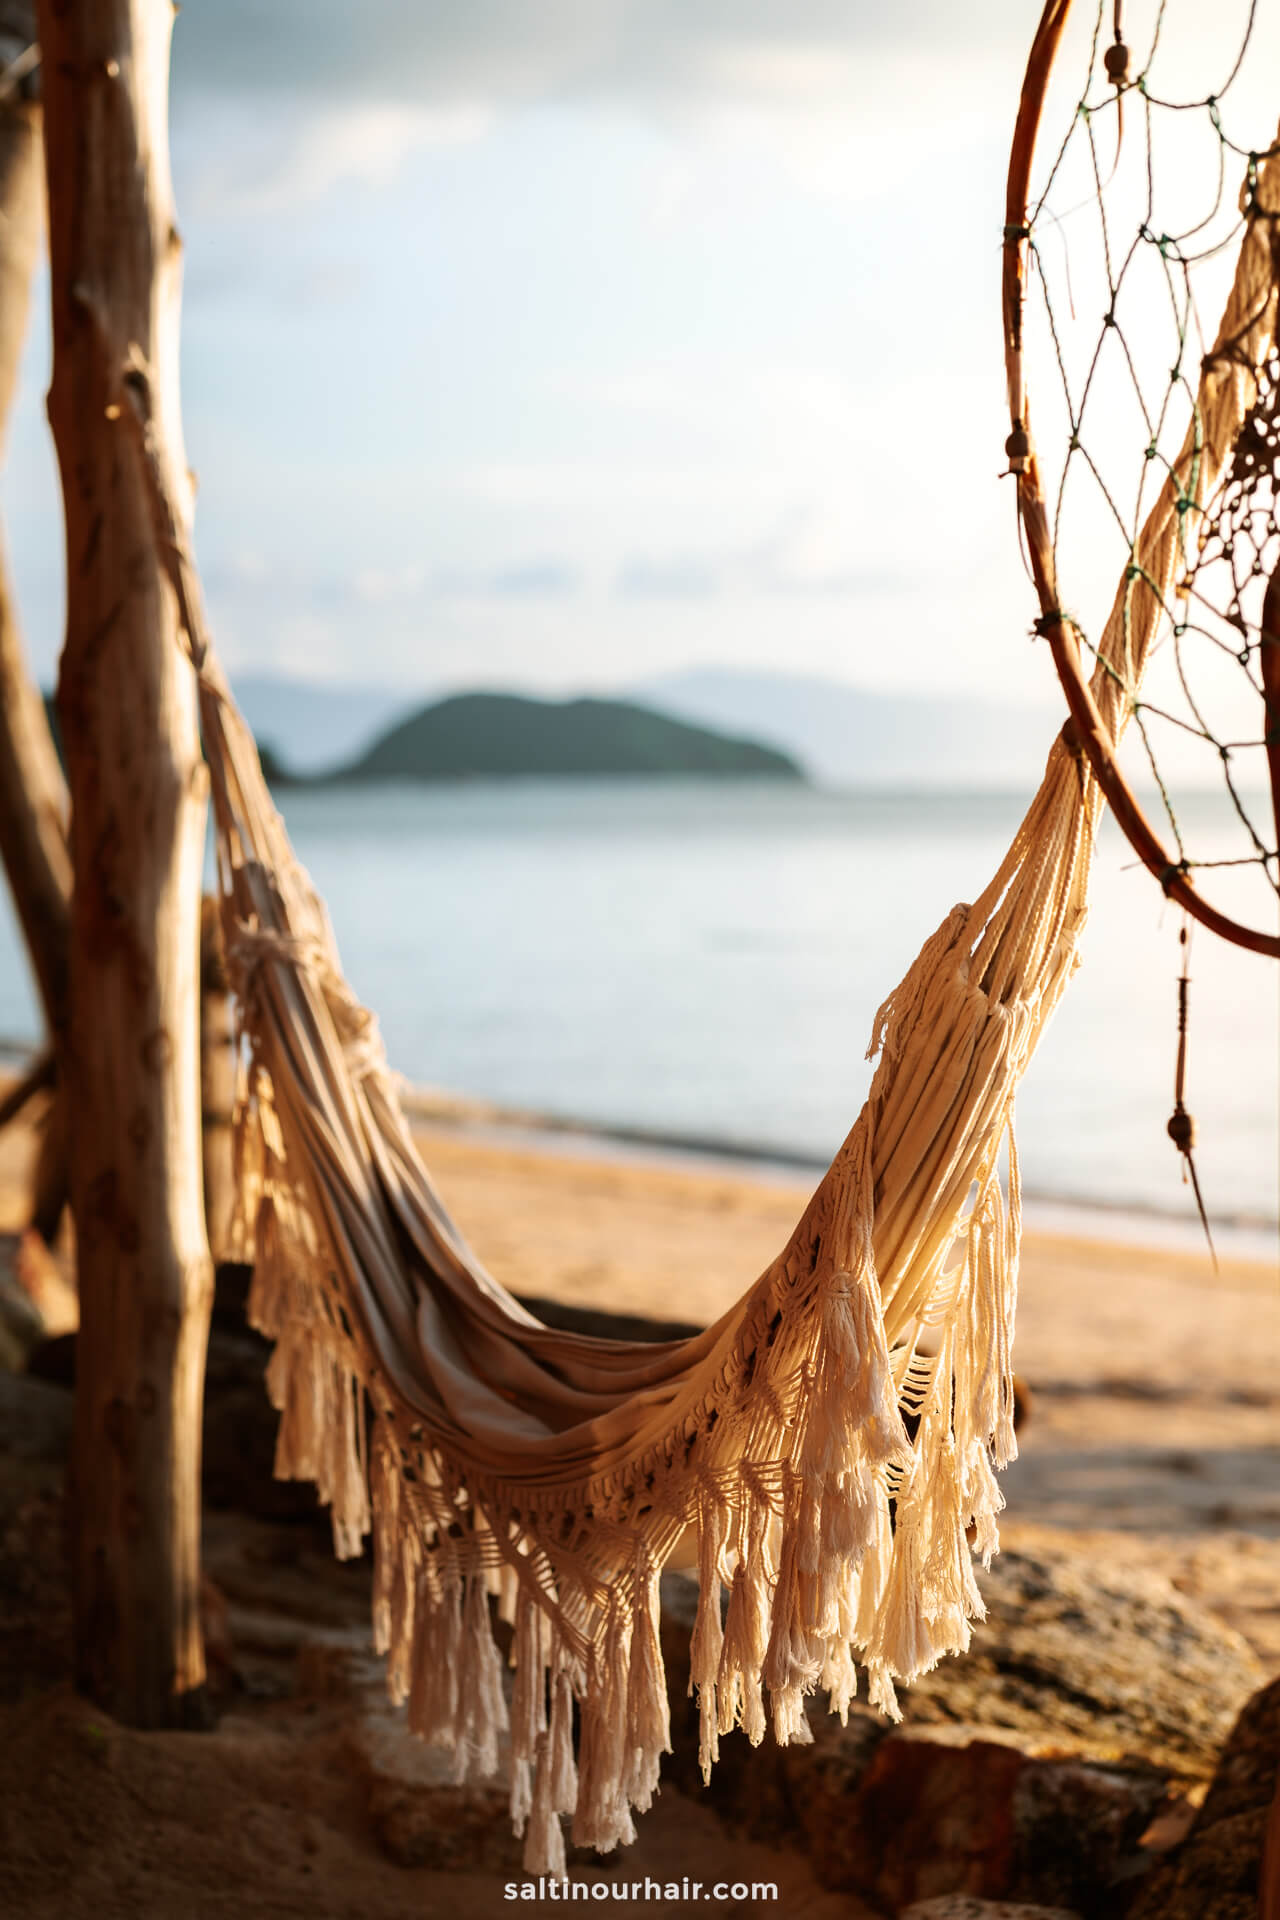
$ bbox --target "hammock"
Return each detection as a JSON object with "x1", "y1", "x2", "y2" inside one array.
[{"x1": 127, "y1": 96, "x2": 1280, "y2": 1880}]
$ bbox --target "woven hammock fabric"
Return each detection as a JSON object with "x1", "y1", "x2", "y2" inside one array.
[{"x1": 151, "y1": 154, "x2": 1280, "y2": 1877}]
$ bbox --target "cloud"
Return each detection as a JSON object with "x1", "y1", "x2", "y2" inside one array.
[
  {"x1": 207, "y1": 558, "x2": 581, "y2": 612},
  {"x1": 616, "y1": 557, "x2": 720, "y2": 599},
  {"x1": 167, "y1": 4, "x2": 1279, "y2": 215},
  {"x1": 169, "y1": 2, "x2": 1029, "y2": 211},
  {"x1": 260, "y1": 103, "x2": 491, "y2": 207},
  {"x1": 402, "y1": 563, "x2": 581, "y2": 601},
  {"x1": 350, "y1": 566, "x2": 428, "y2": 605},
  {"x1": 175, "y1": 97, "x2": 493, "y2": 212},
  {"x1": 488, "y1": 563, "x2": 579, "y2": 598},
  {"x1": 615, "y1": 507, "x2": 923, "y2": 603},
  {"x1": 172, "y1": 2, "x2": 1028, "y2": 113}
]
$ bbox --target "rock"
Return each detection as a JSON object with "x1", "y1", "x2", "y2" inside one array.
[
  {"x1": 800, "y1": 1728, "x2": 1024, "y2": 1907},
  {"x1": 904, "y1": 1543, "x2": 1260, "y2": 1778},
  {"x1": 661, "y1": 1535, "x2": 1260, "y2": 1914},
  {"x1": 1125, "y1": 1673, "x2": 1280, "y2": 1919},
  {"x1": 0, "y1": 1370, "x2": 72, "y2": 1465},
  {"x1": 899, "y1": 1900, "x2": 1082, "y2": 1919},
  {"x1": 0, "y1": 1489, "x2": 71, "y2": 1701},
  {"x1": 783, "y1": 1723, "x2": 1165, "y2": 1914},
  {"x1": 899, "y1": 1902, "x2": 1081, "y2": 1919},
  {"x1": 0, "y1": 1233, "x2": 45, "y2": 1371},
  {"x1": 1265, "y1": 1782, "x2": 1280, "y2": 1920},
  {"x1": 350, "y1": 1709, "x2": 521, "y2": 1873},
  {"x1": 289, "y1": 1630, "x2": 523, "y2": 1873},
  {"x1": 1008, "y1": 1753, "x2": 1165, "y2": 1914},
  {"x1": 1132, "y1": 1784, "x2": 1206, "y2": 1855}
]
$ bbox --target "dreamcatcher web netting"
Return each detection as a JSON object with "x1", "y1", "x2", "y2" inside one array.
[{"x1": 1010, "y1": 0, "x2": 1280, "y2": 947}]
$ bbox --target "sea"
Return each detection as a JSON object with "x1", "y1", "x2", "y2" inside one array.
[{"x1": 0, "y1": 778, "x2": 1275, "y2": 1253}]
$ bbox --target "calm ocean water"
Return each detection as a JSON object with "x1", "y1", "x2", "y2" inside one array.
[{"x1": 0, "y1": 779, "x2": 1274, "y2": 1234}]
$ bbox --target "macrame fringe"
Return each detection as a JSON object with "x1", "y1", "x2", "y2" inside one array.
[{"x1": 236, "y1": 1067, "x2": 1020, "y2": 1866}]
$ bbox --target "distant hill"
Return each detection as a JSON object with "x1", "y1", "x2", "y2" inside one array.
[
  {"x1": 41, "y1": 669, "x2": 1061, "y2": 791},
  {"x1": 632, "y1": 667, "x2": 1060, "y2": 789},
  {"x1": 335, "y1": 691, "x2": 803, "y2": 782},
  {"x1": 256, "y1": 742, "x2": 298, "y2": 787}
]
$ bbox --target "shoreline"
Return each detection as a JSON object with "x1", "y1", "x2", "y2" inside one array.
[
  {"x1": 0, "y1": 1030, "x2": 1273, "y2": 1267},
  {"x1": 398, "y1": 1084, "x2": 1280, "y2": 1269}
]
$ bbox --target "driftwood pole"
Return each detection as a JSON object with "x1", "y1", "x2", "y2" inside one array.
[
  {"x1": 37, "y1": 0, "x2": 212, "y2": 1724},
  {"x1": 0, "y1": 7, "x2": 70, "y2": 1037},
  {"x1": 200, "y1": 894, "x2": 237, "y2": 1267},
  {"x1": 0, "y1": 5, "x2": 73, "y2": 1240}
]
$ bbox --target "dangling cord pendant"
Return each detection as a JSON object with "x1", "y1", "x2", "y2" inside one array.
[
  {"x1": 1102, "y1": 1, "x2": 1131, "y2": 182},
  {"x1": 1167, "y1": 917, "x2": 1218, "y2": 1273}
]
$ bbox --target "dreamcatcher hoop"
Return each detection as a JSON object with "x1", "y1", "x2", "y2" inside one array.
[{"x1": 1003, "y1": 0, "x2": 1280, "y2": 960}]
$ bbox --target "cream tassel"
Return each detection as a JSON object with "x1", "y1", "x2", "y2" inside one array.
[
  {"x1": 454, "y1": 1573, "x2": 508, "y2": 1782},
  {"x1": 717, "y1": 1507, "x2": 771, "y2": 1746},
  {"x1": 690, "y1": 1498, "x2": 727, "y2": 1782},
  {"x1": 525, "y1": 1734, "x2": 567, "y2": 1878},
  {"x1": 573, "y1": 1609, "x2": 637, "y2": 1854},
  {"x1": 624, "y1": 1551, "x2": 671, "y2": 1810},
  {"x1": 407, "y1": 1572, "x2": 461, "y2": 1747},
  {"x1": 547, "y1": 1657, "x2": 579, "y2": 1815}
]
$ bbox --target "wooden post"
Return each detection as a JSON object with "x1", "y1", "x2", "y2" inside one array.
[
  {"x1": 0, "y1": 5, "x2": 74, "y2": 1243},
  {"x1": 0, "y1": 7, "x2": 71, "y2": 1037},
  {"x1": 200, "y1": 894, "x2": 237, "y2": 1268},
  {"x1": 37, "y1": 0, "x2": 213, "y2": 1725}
]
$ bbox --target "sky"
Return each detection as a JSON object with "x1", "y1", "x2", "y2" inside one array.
[{"x1": 4, "y1": 0, "x2": 1275, "y2": 707}]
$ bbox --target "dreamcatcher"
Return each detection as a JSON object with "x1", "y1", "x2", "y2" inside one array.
[{"x1": 1004, "y1": 0, "x2": 1280, "y2": 1240}]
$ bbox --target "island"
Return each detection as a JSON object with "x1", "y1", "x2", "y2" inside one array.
[{"x1": 320, "y1": 690, "x2": 804, "y2": 783}]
